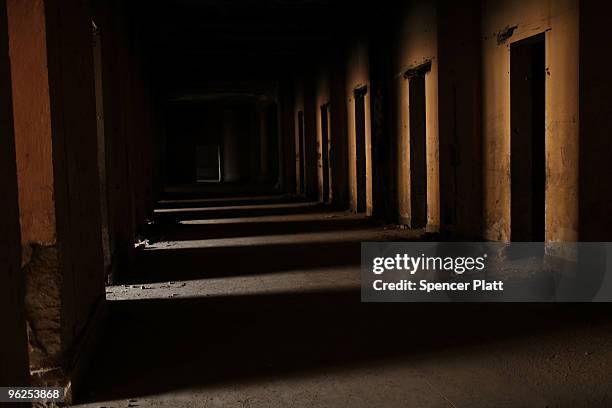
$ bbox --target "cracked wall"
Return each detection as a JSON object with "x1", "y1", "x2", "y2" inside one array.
[
  {"x1": 481, "y1": 0, "x2": 579, "y2": 242},
  {"x1": 345, "y1": 39, "x2": 372, "y2": 215},
  {"x1": 23, "y1": 245, "x2": 61, "y2": 375},
  {"x1": 389, "y1": 0, "x2": 439, "y2": 230}
]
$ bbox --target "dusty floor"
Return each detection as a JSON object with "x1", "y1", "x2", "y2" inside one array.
[{"x1": 75, "y1": 197, "x2": 612, "y2": 408}]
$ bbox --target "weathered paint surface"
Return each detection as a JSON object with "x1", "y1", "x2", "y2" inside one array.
[
  {"x1": 7, "y1": 0, "x2": 56, "y2": 247},
  {"x1": 345, "y1": 40, "x2": 372, "y2": 215},
  {"x1": 390, "y1": 0, "x2": 439, "y2": 230},
  {"x1": 481, "y1": 0, "x2": 579, "y2": 242}
]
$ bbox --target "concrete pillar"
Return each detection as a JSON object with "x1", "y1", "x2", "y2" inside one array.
[
  {"x1": 437, "y1": 0, "x2": 483, "y2": 239},
  {"x1": 279, "y1": 79, "x2": 296, "y2": 194},
  {"x1": 303, "y1": 75, "x2": 320, "y2": 200},
  {"x1": 95, "y1": 0, "x2": 164, "y2": 277},
  {"x1": 92, "y1": 0, "x2": 134, "y2": 277},
  {"x1": 345, "y1": 39, "x2": 372, "y2": 214},
  {"x1": 7, "y1": 0, "x2": 105, "y2": 394},
  {"x1": 329, "y1": 54, "x2": 349, "y2": 209},
  {"x1": 369, "y1": 30, "x2": 393, "y2": 220},
  {"x1": 0, "y1": 0, "x2": 29, "y2": 387},
  {"x1": 294, "y1": 73, "x2": 318, "y2": 199}
]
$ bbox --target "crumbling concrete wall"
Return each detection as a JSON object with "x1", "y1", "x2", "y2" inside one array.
[
  {"x1": 481, "y1": 0, "x2": 579, "y2": 242},
  {"x1": 389, "y1": 0, "x2": 439, "y2": 230},
  {"x1": 22, "y1": 245, "x2": 61, "y2": 373},
  {"x1": 0, "y1": 0, "x2": 29, "y2": 385},
  {"x1": 345, "y1": 38, "x2": 372, "y2": 214}
]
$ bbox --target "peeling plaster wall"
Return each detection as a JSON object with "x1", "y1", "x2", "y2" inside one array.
[
  {"x1": 0, "y1": 0, "x2": 29, "y2": 385},
  {"x1": 481, "y1": 0, "x2": 579, "y2": 242},
  {"x1": 345, "y1": 39, "x2": 372, "y2": 214},
  {"x1": 23, "y1": 245, "x2": 61, "y2": 372},
  {"x1": 390, "y1": 0, "x2": 439, "y2": 229}
]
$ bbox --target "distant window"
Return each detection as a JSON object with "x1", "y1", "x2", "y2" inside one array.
[{"x1": 196, "y1": 144, "x2": 221, "y2": 182}]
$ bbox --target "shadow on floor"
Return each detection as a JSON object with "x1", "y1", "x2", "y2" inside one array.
[
  {"x1": 127, "y1": 240, "x2": 365, "y2": 284},
  {"x1": 78, "y1": 288, "x2": 612, "y2": 404},
  {"x1": 156, "y1": 194, "x2": 304, "y2": 209},
  {"x1": 154, "y1": 202, "x2": 323, "y2": 222},
  {"x1": 149, "y1": 215, "x2": 377, "y2": 242}
]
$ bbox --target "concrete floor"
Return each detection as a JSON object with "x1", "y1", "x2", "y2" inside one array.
[{"x1": 75, "y1": 198, "x2": 612, "y2": 408}]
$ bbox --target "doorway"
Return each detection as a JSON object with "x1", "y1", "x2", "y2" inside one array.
[
  {"x1": 354, "y1": 86, "x2": 367, "y2": 212},
  {"x1": 297, "y1": 110, "x2": 306, "y2": 195},
  {"x1": 320, "y1": 103, "x2": 331, "y2": 203},
  {"x1": 407, "y1": 67, "x2": 429, "y2": 229},
  {"x1": 510, "y1": 33, "x2": 546, "y2": 242}
]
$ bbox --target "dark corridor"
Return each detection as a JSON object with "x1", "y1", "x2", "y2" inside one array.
[{"x1": 2, "y1": 1, "x2": 612, "y2": 407}]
